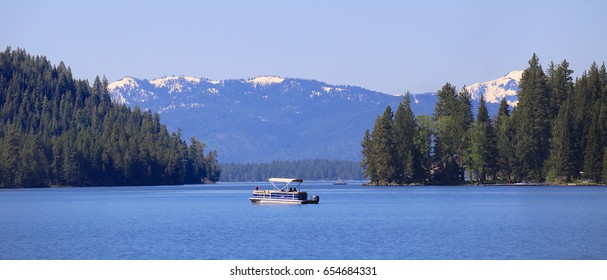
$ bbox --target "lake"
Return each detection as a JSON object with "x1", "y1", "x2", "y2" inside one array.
[{"x1": 1, "y1": 182, "x2": 606, "y2": 260}]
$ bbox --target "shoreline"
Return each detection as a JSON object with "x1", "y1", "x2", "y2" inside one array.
[{"x1": 362, "y1": 182, "x2": 607, "y2": 187}]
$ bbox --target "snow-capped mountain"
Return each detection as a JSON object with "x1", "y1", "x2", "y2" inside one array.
[
  {"x1": 109, "y1": 75, "x2": 375, "y2": 111},
  {"x1": 109, "y1": 75, "x2": 405, "y2": 162},
  {"x1": 108, "y1": 73, "x2": 520, "y2": 163},
  {"x1": 466, "y1": 71, "x2": 522, "y2": 106}
]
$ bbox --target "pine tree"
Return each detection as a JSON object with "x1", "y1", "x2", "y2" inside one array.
[
  {"x1": 511, "y1": 54, "x2": 552, "y2": 182},
  {"x1": 582, "y1": 63, "x2": 607, "y2": 182},
  {"x1": 547, "y1": 60, "x2": 574, "y2": 120},
  {"x1": 572, "y1": 72, "x2": 591, "y2": 178},
  {"x1": 545, "y1": 61, "x2": 576, "y2": 183},
  {"x1": 413, "y1": 115, "x2": 433, "y2": 183},
  {"x1": 360, "y1": 129, "x2": 376, "y2": 181},
  {"x1": 433, "y1": 83, "x2": 458, "y2": 182},
  {"x1": 495, "y1": 98, "x2": 514, "y2": 182},
  {"x1": 545, "y1": 95, "x2": 576, "y2": 183},
  {"x1": 433, "y1": 83, "x2": 471, "y2": 182},
  {"x1": 393, "y1": 93, "x2": 416, "y2": 184},
  {"x1": 434, "y1": 83, "x2": 459, "y2": 119},
  {"x1": 456, "y1": 86, "x2": 474, "y2": 180},
  {"x1": 204, "y1": 150, "x2": 221, "y2": 183},
  {"x1": 187, "y1": 137, "x2": 207, "y2": 183},
  {"x1": 469, "y1": 95, "x2": 497, "y2": 182},
  {"x1": 370, "y1": 106, "x2": 397, "y2": 185}
]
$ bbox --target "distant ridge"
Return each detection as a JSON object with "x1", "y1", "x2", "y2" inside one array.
[
  {"x1": 109, "y1": 73, "x2": 520, "y2": 162},
  {"x1": 109, "y1": 76, "x2": 402, "y2": 162}
]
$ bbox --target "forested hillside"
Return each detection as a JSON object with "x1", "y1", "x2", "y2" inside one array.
[
  {"x1": 362, "y1": 54, "x2": 607, "y2": 185},
  {"x1": 0, "y1": 48, "x2": 219, "y2": 187},
  {"x1": 220, "y1": 159, "x2": 364, "y2": 182}
]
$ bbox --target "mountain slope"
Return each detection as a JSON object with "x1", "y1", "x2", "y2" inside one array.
[
  {"x1": 110, "y1": 76, "x2": 405, "y2": 162},
  {"x1": 0, "y1": 48, "x2": 219, "y2": 187},
  {"x1": 466, "y1": 71, "x2": 522, "y2": 106},
  {"x1": 108, "y1": 73, "x2": 521, "y2": 163}
]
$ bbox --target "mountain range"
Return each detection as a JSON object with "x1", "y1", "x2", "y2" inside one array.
[{"x1": 108, "y1": 72, "x2": 521, "y2": 162}]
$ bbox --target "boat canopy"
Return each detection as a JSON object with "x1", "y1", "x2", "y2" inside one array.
[
  {"x1": 269, "y1": 178, "x2": 303, "y2": 183},
  {"x1": 268, "y1": 178, "x2": 303, "y2": 191}
]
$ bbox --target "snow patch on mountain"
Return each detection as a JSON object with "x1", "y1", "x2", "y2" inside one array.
[
  {"x1": 107, "y1": 77, "x2": 142, "y2": 105},
  {"x1": 504, "y1": 70, "x2": 523, "y2": 81},
  {"x1": 248, "y1": 76, "x2": 285, "y2": 86},
  {"x1": 110, "y1": 76, "x2": 139, "y2": 90},
  {"x1": 183, "y1": 76, "x2": 202, "y2": 84},
  {"x1": 413, "y1": 95, "x2": 420, "y2": 104},
  {"x1": 466, "y1": 70, "x2": 522, "y2": 106},
  {"x1": 310, "y1": 91, "x2": 321, "y2": 98},
  {"x1": 112, "y1": 93, "x2": 128, "y2": 105},
  {"x1": 149, "y1": 76, "x2": 202, "y2": 93},
  {"x1": 322, "y1": 86, "x2": 345, "y2": 93},
  {"x1": 150, "y1": 76, "x2": 201, "y2": 87}
]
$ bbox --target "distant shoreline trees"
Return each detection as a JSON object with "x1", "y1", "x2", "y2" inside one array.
[
  {"x1": 0, "y1": 47, "x2": 219, "y2": 188},
  {"x1": 362, "y1": 54, "x2": 607, "y2": 185},
  {"x1": 220, "y1": 159, "x2": 364, "y2": 182}
]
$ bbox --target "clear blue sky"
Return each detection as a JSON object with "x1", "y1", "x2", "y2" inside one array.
[{"x1": 2, "y1": 0, "x2": 605, "y2": 94}]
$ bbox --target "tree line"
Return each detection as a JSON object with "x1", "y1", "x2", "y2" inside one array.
[
  {"x1": 220, "y1": 159, "x2": 364, "y2": 182},
  {"x1": 0, "y1": 47, "x2": 220, "y2": 187},
  {"x1": 362, "y1": 54, "x2": 607, "y2": 185}
]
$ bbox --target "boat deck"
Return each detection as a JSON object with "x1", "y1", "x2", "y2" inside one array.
[
  {"x1": 250, "y1": 190, "x2": 309, "y2": 204},
  {"x1": 249, "y1": 178, "x2": 319, "y2": 205}
]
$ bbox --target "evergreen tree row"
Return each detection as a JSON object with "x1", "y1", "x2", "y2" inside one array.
[
  {"x1": 362, "y1": 54, "x2": 607, "y2": 185},
  {"x1": 361, "y1": 92, "x2": 434, "y2": 185},
  {"x1": 0, "y1": 47, "x2": 220, "y2": 187},
  {"x1": 220, "y1": 159, "x2": 364, "y2": 182}
]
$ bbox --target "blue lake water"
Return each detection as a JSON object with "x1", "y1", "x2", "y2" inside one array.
[{"x1": 1, "y1": 182, "x2": 606, "y2": 260}]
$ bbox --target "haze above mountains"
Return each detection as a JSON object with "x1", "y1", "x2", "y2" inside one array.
[{"x1": 108, "y1": 72, "x2": 522, "y2": 163}]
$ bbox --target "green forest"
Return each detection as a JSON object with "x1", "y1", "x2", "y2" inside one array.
[
  {"x1": 220, "y1": 159, "x2": 364, "y2": 182},
  {"x1": 0, "y1": 48, "x2": 219, "y2": 187},
  {"x1": 362, "y1": 54, "x2": 607, "y2": 185}
]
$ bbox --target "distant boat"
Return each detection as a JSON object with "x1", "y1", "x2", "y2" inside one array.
[
  {"x1": 333, "y1": 180, "x2": 347, "y2": 185},
  {"x1": 249, "y1": 178, "x2": 319, "y2": 205}
]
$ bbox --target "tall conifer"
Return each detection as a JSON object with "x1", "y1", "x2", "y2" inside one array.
[
  {"x1": 545, "y1": 61, "x2": 576, "y2": 183},
  {"x1": 393, "y1": 93, "x2": 416, "y2": 183},
  {"x1": 433, "y1": 83, "x2": 471, "y2": 182},
  {"x1": 371, "y1": 106, "x2": 397, "y2": 185},
  {"x1": 547, "y1": 60, "x2": 574, "y2": 120},
  {"x1": 413, "y1": 115, "x2": 433, "y2": 183},
  {"x1": 495, "y1": 98, "x2": 514, "y2": 182},
  {"x1": 469, "y1": 95, "x2": 497, "y2": 182},
  {"x1": 512, "y1": 54, "x2": 552, "y2": 182},
  {"x1": 582, "y1": 63, "x2": 607, "y2": 182},
  {"x1": 546, "y1": 97, "x2": 577, "y2": 182},
  {"x1": 360, "y1": 129, "x2": 375, "y2": 181}
]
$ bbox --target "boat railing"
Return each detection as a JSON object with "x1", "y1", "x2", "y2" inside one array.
[{"x1": 252, "y1": 190, "x2": 307, "y2": 200}]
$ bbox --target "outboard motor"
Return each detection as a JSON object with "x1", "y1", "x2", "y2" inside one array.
[{"x1": 311, "y1": 195, "x2": 320, "y2": 204}]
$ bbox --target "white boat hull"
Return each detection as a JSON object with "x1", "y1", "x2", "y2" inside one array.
[{"x1": 249, "y1": 197, "x2": 315, "y2": 205}]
